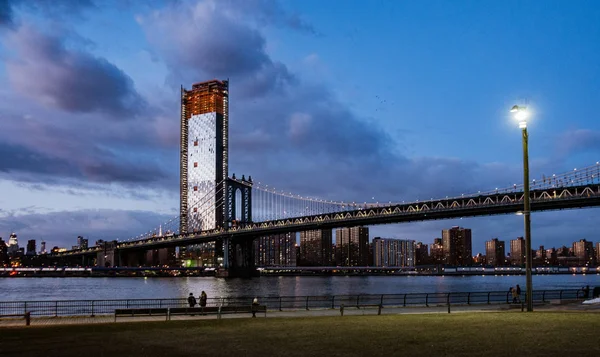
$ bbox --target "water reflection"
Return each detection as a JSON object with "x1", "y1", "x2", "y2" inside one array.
[{"x1": 0, "y1": 275, "x2": 598, "y2": 301}]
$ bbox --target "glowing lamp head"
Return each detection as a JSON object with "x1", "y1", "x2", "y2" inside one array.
[{"x1": 510, "y1": 105, "x2": 528, "y2": 128}]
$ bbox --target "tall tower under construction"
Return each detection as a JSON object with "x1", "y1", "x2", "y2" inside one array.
[{"x1": 180, "y1": 79, "x2": 229, "y2": 233}]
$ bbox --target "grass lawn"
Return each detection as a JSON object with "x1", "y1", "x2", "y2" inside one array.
[{"x1": 1, "y1": 312, "x2": 598, "y2": 357}]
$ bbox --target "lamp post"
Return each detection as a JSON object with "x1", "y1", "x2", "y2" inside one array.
[{"x1": 511, "y1": 104, "x2": 533, "y2": 312}]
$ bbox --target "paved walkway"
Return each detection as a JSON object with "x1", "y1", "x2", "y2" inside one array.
[{"x1": 1, "y1": 301, "x2": 598, "y2": 328}]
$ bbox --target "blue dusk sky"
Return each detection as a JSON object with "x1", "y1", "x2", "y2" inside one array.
[{"x1": 0, "y1": 0, "x2": 599, "y2": 253}]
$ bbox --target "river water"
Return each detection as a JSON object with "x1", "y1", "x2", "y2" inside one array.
[{"x1": 1, "y1": 275, "x2": 599, "y2": 301}]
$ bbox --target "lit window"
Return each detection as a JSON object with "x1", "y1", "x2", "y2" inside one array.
[
  {"x1": 194, "y1": 140, "x2": 198, "y2": 146},
  {"x1": 194, "y1": 162, "x2": 198, "y2": 167},
  {"x1": 193, "y1": 208, "x2": 198, "y2": 212},
  {"x1": 194, "y1": 186, "x2": 198, "y2": 191}
]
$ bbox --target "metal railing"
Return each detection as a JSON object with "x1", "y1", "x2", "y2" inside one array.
[{"x1": 0, "y1": 289, "x2": 586, "y2": 318}]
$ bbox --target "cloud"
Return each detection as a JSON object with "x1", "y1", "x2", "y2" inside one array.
[
  {"x1": 0, "y1": 0, "x2": 97, "y2": 29},
  {"x1": 137, "y1": 0, "x2": 295, "y2": 97},
  {"x1": 556, "y1": 129, "x2": 600, "y2": 156},
  {"x1": 0, "y1": 209, "x2": 175, "y2": 248},
  {"x1": 0, "y1": 140, "x2": 170, "y2": 186},
  {"x1": 4, "y1": 26, "x2": 145, "y2": 117},
  {"x1": 0, "y1": 0, "x2": 15, "y2": 27}
]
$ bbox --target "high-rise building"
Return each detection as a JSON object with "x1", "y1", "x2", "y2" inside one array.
[
  {"x1": 40, "y1": 241, "x2": 46, "y2": 255},
  {"x1": 299, "y1": 229, "x2": 332, "y2": 266},
  {"x1": 373, "y1": 238, "x2": 415, "y2": 267},
  {"x1": 415, "y1": 242, "x2": 429, "y2": 265},
  {"x1": 0, "y1": 238, "x2": 7, "y2": 265},
  {"x1": 183, "y1": 242, "x2": 219, "y2": 267},
  {"x1": 145, "y1": 248, "x2": 176, "y2": 267},
  {"x1": 254, "y1": 233, "x2": 297, "y2": 267},
  {"x1": 26, "y1": 240, "x2": 36, "y2": 256},
  {"x1": 7, "y1": 233, "x2": 19, "y2": 256},
  {"x1": 510, "y1": 237, "x2": 526, "y2": 266},
  {"x1": 180, "y1": 80, "x2": 229, "y2": 233},
  {"x1": 573, "y1": 239, "x2": 594, "y2": 266},
  {"x1": 77, "y1": 236, "x2": 89, "y2": 249},
  {"x1": 335, "y1": 227, "x2": 369, "y2": 266},
  {"x1": 430, "y1": 238, "x2": 444, "y2": 264},
  {"x1": 596, "y1": 242, "x2": 600, "y2": 265},
  {"x1": 442, "y1": 227, "x2": 472, "y2": 266},
  {"x1": 485, "y1": 238, "x2": 505, "y2": 267}
]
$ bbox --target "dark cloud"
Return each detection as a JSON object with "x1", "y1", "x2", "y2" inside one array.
[
  {"x1": 0, "y1": 0, "x2": 14, "y2": 27},
  {"x1": 139, "y1": 0, "x2": 295, "y2": 97},
  {"x1": 5, "y1": 26, "x2": 145, "y2": 117},
  {"x1": 0, "y1": 141, "x2": 170, "y2": 186},
  {"x1": 0, "y1": 0, "x2": 96, "y2": 28}
]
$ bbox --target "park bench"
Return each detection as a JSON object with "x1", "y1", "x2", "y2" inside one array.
[
  {"x1": 340, "y1": 304, "x2": 383, "y2": 316},
  {"x1": 114, "y1": 308, "x2": 168, "y2": 322},
  {"x1": 0, "y1": 312, "x2": 31, "y2": 326},
  {"x1": 168, "y1": 306, "x2": 220, "y2": 318},
  {"x1": 114, "y1": 305, "x2": 267, "y2": 322},
  {"x1": 219, "y1": 305, "x2": 267, "y2": 318}
]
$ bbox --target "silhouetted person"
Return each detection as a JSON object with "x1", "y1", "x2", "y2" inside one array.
[
  {"x1": 584, "y1": 285, "x2": 590, "y2": 299},
  {"x1": 200, "y1": 291, "x2": 207, "y2": 313},
  {"x1": 188, "y1": 293, "x2": 197, "y2": 307},
  {"x1": 516, "y1": 284, "x2": 522, "y2": 303},
  {"x1": 252, "y1": 297, "x2": 259, "y2": 318}
]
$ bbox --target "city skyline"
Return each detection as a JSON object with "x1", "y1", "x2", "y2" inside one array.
[
  {"x1": 2, "y1": 226, "x2": 596, "y2": 260},
  {"x1": 1, "y1": 0, "x2": 600, "y2": 248}
]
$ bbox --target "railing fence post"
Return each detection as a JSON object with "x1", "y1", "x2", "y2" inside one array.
[
  {"x1": 91, "y1": 301, "x2": 95, "y2": 317},
  {"x1": 55, "y1": 301, "x2": 58, "y2": 317},
  {"x1": 425, "y1": 294, "x2": 429, "y2": 307},
  {"x1": 467, "y1": 292, "x2": 471, "y2": 305},
  {"x1": 305, "y1": 296, "x2": 309, "y2": 310},
  {"x1": 356, "y1": 295, "x2": 360, "y2": 308},
  {"x1": 559, "y1": 290, "x2": 563, "y2": 301},
  {"x1": 340, "y1": 304, "x2": 344, "y2": 316},
  {"x1": 447, "y1": 293, "x2": 451, "y2": 314},
  {"x1": 380, "y1": 294, "x2": 384, "y2": 307},
  {"x1": 331, "y1": 296, "x2": 335, "y2": 309},
  {"x1": 24, "y1": 302, "x2": 27, "y2": 315},
  {"x1": 542, "y1": 291, "x2": 546, "y2": 303},
  {"x1": 279, "y1": 297, "x2": 282, "y2": 311},
  {"x1": 403, "y1": 294, "x2": 406, "y2": 307},
  {"x1": 25, "y1": 311, "x2": 30, "y2": 326}
]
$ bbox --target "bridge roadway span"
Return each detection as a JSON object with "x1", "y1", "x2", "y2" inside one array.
[{"x1": 56, "y1": 184, "x2": 600, "y2": 257}]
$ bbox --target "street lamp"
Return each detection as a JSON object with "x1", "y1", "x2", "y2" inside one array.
[{"x1": 511, "y1": 104, "x2": 533, "y2": 312}]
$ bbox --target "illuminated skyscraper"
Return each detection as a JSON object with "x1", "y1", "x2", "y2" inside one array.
[
  {"x1": 254, "y1": 233, "x2": 297, "y2": 267},
  {"x1": 373, "y1": 237, "x2": 415, "y2": 267},
  {"x1": 335, "y1": 227, "x2": 369, "y2": 266},
  {"x1": 299, "y1": 230, "x2": 332, "y2": 266},
  {"x1": 7, "y1": 233, "x2": 19, "y2": 256},
  {"x1": 180, "y1": 80, "x2": 229, "y2": 233},
  {"x1": 573, "y1": 239, "x2": 594, "y2": 266}
]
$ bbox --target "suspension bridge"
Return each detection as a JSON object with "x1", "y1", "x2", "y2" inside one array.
[{"x1": 51, "y1": 162, "x2": 600, "y2": 276}]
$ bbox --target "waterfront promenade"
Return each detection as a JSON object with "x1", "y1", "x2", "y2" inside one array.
[{"x1": 1, "y1": 298, "x2": 598, "y2": 327}]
